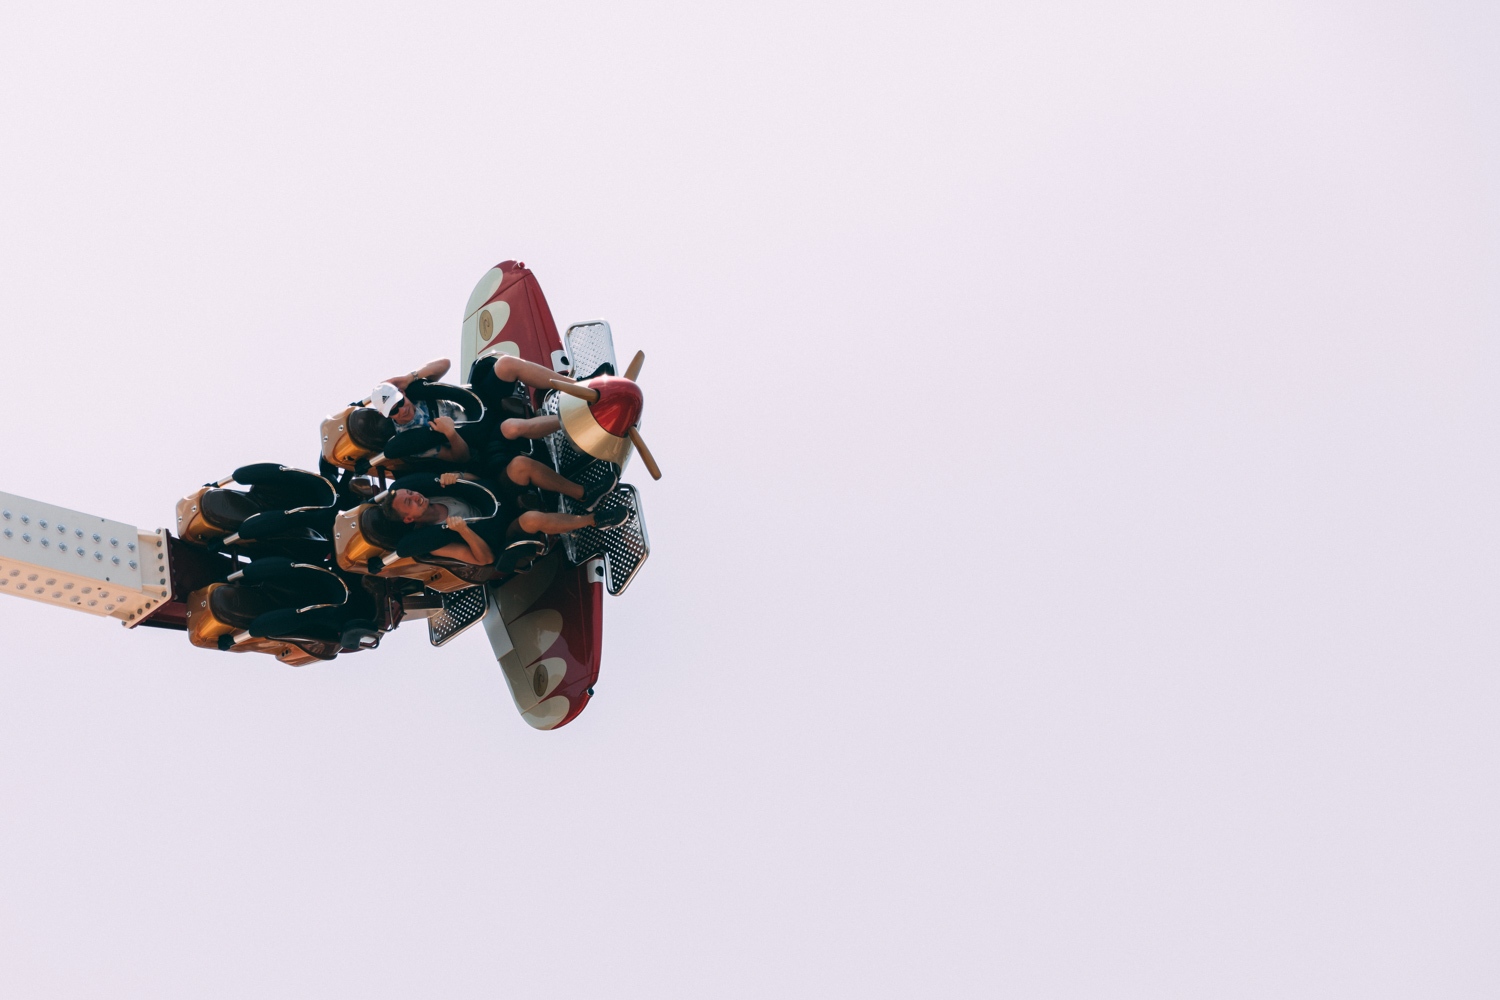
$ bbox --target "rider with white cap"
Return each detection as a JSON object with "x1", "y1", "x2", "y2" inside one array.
[{"x1": 368, "y1": 359, "x2": 469, "y2": 464}]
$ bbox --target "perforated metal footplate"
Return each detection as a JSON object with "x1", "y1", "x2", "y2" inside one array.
[
  {"x1": 427, "y1": 585, "x2": 488, "y2": 646},
  {"x1": 541, "y1": 389, "x2": 596, "y2": 478},
  {"x1": 540, "y1": 321, "x2": 650, "y2": 595},
  {"x1": 561, "y1": 485, "x2": 649, "y2": 596},
  {"x1": 564, "y1": 321, "x2": 618, "y2": 381}
]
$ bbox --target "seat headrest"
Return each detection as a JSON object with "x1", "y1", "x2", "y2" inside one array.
[
  {"x1": 348, "y1": 407, "x2": 396, "y2": 450},
  {"x1": 358, "y1": 504, "x2": 410, "y2": 551}
]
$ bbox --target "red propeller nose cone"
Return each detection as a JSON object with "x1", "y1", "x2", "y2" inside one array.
[{"x1": 586, "y1": 375, "x2": 643, "y2": 437}]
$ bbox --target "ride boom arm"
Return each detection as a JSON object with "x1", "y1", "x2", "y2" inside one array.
[{"x1": 0, "y1": 491, "x2": 172, "y2": 627}]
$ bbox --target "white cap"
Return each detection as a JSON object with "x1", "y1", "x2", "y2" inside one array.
[{"x1": 369, "y1": 382, "x2": 404, "y2": 417}]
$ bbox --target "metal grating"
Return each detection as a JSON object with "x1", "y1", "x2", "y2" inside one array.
[
  {"x1": 563, "y1": 321, "x2": 618, "y2": 381},
  {"x1": 541, "y1": 391, "x2": 594, "y2": 478},
  {"x1": 561, "y1": 485, "x2": 650, "y2": 596},
  {"x1": 427, "y1": 585, "x2": 488, "y2": 646},
  {"x1": 539, "y1": 321, "x2": 650, "y2": 595}
]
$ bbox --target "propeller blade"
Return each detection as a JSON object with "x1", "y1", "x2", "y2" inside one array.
[
  {"x1": 550, "y1": 379, "x2": 600, "y2": 402},
  {"x1": 627, "y1": 427, "x2": 662, "y2": 480},
  {"x1": 624, "y1": 350, "x2": 645, "y2": 381}
]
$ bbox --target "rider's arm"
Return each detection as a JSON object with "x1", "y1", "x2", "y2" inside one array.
[
  {"x1": 432, "y1": 516, "x2": 493, "y2": 565},
  {"x1": 386, "y1": 358, "x2": 452, "y2": 391},
  {"x1": 430, "y1": 416, "x2": 470, "y2": 464}
]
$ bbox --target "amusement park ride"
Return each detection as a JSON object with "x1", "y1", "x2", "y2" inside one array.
[{"x1": 0, "y1": 262, "x2": 655, "y2": 731}]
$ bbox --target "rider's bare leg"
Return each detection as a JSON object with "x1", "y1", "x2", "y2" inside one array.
[
  {"x1": 506, "y1": 455, "x2": 584, "y2": 500},
  {"x1": 501, "y1": 415, "x2": 562, "y2": 440},
  {"x1": 491, "y1": 354, "x2": 574, "y2": 391},
  {"x1": 517, "y1": 510, "x2": 598, "y2": 535}
]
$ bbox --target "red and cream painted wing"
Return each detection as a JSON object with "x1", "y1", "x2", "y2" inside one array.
[
  {"x1": 460, "y1": 263, "x2": 604, "y2": 730},
  {"x1": 460, "y1": 261, "x2": 570, "y2": 376}
]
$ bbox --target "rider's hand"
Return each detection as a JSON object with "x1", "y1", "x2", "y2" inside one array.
[
  {"x1": 446, "y1": 515, "x2": 466, "y2": 532},
  {"x1": 439, "y1": 472, "x2": 461, "y2": 487},
  {"x1": 431, "y1": 415, "x2": 456, "y2": 434}
]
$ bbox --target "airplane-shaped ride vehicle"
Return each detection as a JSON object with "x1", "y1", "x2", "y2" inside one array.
[{"x1": 0, "y1": 262, "x2": 657, "y2": 730}]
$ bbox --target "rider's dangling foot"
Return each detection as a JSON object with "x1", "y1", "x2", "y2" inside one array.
[
  {"x1": 592, "y1": 504, "x2": 633, "y2": 530},
  {"x1": 578, "y1": 465, "x2": 621, "y2": 511}
]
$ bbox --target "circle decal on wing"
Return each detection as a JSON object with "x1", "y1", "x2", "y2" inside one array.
[
  {"x1": 479, "y1": 302, "x2": 511, "y2": 346},
  {"x1": 463, "y1": 266, "x2": 505, "y2": 319}
]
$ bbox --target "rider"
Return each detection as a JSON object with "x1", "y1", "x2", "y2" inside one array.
[
  {"x1": 381, "y1": 472, "x2": 630, "y2": 567},
  {"x1": 465, "y1": 352, "x2": 619, "y2": 500},
  {"x1": 470, "y1": 351, "x2": 583, "y2": 405},
  {"x1": 368, "y1": 359, "x2": 470, "y2": 465},
  {"x1": 373, "y1": 358, "x2": 457, "y2": 429},
  {"x1": 475, "y1": 352, "x2": 622, "y2": 440},
  {"x1": 371, "y1": 355, "x2": 616, "y2": 507},
  {"x1": 377, "y1": 353, "x2": 596, "y2": 435}
]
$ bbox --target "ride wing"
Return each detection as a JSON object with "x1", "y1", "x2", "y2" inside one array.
[
  {"x1": 460, "y1": 261, "x2": 570, "y2": 377},
  {"x1": 460, "y1": 263, "x2": 603, "y2": 730}
]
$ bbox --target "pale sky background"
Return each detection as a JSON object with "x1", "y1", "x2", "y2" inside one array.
[{"x1": 0, "y1": 1, "x2": 1496, "y2": 996}]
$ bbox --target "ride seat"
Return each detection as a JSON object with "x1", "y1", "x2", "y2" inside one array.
[
  {"x1": 209, "y1": 579, "x2": 287, "y2": 629},
  {"x1": 186, "y1": 557, "x2": 353, "y2": 662},
  {"x1": 358, "y1": 504, "x2": 407, "y2": 550},
  {"x1": 323, "y1": 406, "x2": 387, "y2": 471},
  {"x1": 321, "y1": 381, "x2": 486, "y2": 474},
  {"x1": 199, "y1": 489, "x2": 261, "y2": 531},
  {"x1": 185, "y1": 582, "x2": 325, "y2": 666},
  {"x1": 177, "y1": 464, "x2": 337, "y2": 545},
  {"x1": 242, "y1": 569, "x2": 384, "y2": 653},
  {"x1": 332, "y1": 476, "x2": 506, "y2": 591},
  {"x1": 334, "y1": 504, "x2": 472, "y2": 592}
]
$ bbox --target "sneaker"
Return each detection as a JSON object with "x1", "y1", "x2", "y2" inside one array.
[
  {"x1": 579, "y1": 361, "x2": 615, "y2": 380},
  {"x1": 578, "y1": 465, "x2": 620, "y2": 511},
  {"x1": 591, "y1": 504, "x2": 634, "y2": 530}
]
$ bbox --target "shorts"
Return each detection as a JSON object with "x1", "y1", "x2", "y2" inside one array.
[
  {"x1": 460, "y1": 356, "x2": 535, "y2": 453},
  {"x1": 467, "y1": 355, "x2": 528, "y2": 413}
]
